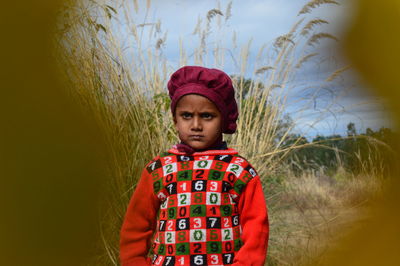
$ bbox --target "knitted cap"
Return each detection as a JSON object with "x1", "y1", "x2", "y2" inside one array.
[{"x1": 168, "y1": 66, "x2": 238, "y2": 134}]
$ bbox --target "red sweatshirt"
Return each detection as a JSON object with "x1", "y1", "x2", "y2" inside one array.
[{"x1": 120, "y1": 148, "x2": 269, "y2": 266}]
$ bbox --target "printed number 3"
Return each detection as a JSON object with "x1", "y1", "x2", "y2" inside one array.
[{"x1": 211, "y1": 255, "x2": 219, "y2": 264}]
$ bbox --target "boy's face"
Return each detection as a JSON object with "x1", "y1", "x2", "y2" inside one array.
[{"x1": 174, "y1": 94, "x2": 222, "y2": 150}]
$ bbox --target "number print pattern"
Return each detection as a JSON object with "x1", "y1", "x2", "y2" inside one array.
[{"x1": 146, "y1": 153, "x2": 257, "y2": 265}]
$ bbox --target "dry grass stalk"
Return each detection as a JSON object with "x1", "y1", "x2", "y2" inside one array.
[
  {"x1": 225, "y1": 1, "x2": 232, "y2": 21},
  {"x1": 301, "y1": 18, "x2": 329, "y2": 36},
  {"x1": 255, "y1": 66, "x2": 275, "y2": 75},
  {"x1": 298, "y1": 0, "x2": 340, "y2": 15},
  {"x1": 326, "y1": 65, "x2": 351, "y2": 82},
  {"x1": 296, "y1": 53, "x2": 318, "y2": 68},
  {"x1": 207, "y1": 8, "x2": 223, "y2": 21},
  {"x1": 274, "y1": 33, "x2": 295, "y2": 48},
  {"x1": 307, "y1": 32, "x2": 338, "y2": 46}
]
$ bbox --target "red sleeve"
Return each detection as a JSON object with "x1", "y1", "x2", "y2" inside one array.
[
  {"x1": 120, "y1": 168, "x2": 160, "y2": 266},
  {"x1": 233, "y1": 176, "x2": 269, "y2": 266}
]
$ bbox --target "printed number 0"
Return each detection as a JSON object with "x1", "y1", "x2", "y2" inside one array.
[
  {"x1": 194, "y1": 230, "x2": 203, "y2": 241},
  {"x1": 197, "y1": 160, "x2": 208, "y2": 168}
]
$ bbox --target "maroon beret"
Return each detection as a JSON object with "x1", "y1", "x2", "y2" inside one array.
[{"x1": 167, "y1": 66, "x2": 238, "y2": 134}]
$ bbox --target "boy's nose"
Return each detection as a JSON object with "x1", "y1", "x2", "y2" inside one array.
[{"x1": 191, "y1": 117, "x2": 202, "y2": 131}]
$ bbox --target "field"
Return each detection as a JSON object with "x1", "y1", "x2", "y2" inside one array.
[{"x1": 55, "y1": 0, "x2": 394, "y2": 265}]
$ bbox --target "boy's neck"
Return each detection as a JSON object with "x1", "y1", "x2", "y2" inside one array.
[{"x1": 176, "y1": 136, "x2": 227, "y2": 154}]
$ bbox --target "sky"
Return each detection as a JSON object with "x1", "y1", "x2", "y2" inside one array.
[{"x1": 115, "y1": 0, "x2": 394, "y2": 138}]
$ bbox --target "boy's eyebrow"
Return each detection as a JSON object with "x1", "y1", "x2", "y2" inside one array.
[
  {"x1": 200, "y1": 111, "x2": 218, "y2": 115},
  {"x1": 177, "y1": 110, "x2": 193, "y2": 114},
  {"x1": 176, "y1": 109, "x2": 219, "y2": 115}
]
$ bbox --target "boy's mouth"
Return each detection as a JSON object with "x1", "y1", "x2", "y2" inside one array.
[{"x1": 189, "y1": 135, "x2": 204, "y2": 140}]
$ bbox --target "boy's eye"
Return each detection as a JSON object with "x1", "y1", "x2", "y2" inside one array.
[
  {"x1": 181, "y1": 112, "x2": 192, "y2": 119},
  {"x1": 201, "y1": 113, "x2": 214, "y2": 119}
]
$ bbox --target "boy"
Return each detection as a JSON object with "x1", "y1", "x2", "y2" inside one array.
[{"x1": 120, "y1": 66, "x2": 269, "y2": 266}]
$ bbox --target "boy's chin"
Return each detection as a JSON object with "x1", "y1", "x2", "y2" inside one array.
[
  {"x1": 187, "y1": 143, "x2": 207, "y2": 150},
  {"x1": 184, "y1": 140, "x2": 210, "y2": 151}
]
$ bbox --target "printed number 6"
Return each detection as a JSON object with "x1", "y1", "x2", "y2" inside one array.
[
  {"x1": 194, "y1": 255, "x2": 203, "y2": 265},
  {"x1": 178, "y1": 219, "x2": 186, "y2": 229}
]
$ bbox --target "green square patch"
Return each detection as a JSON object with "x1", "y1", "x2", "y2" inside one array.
[
  {"x1": 158, "y1": 244, "x2": 166, "y2": 255},
  {"x1": 190, "y1": 205, "x2": 206, "y2": 217},
  {"x1": 167, "y1": 207, "x2": 177, "y2": 219},
  {"x1": 234, "y1": 239, "x2": 243, "y2": 251},
  {"x1": 207, "y1": 241, "x2": 222, "y2": 253},
  {"x1": 234, "y1": 179, "x2": 246, "y2": 194},
  {"x1": 220, "y1": 205, "x2": 232, "y2": 217},
  {"x1": 177, "y1": 170, "x2": 192, "y2": 181},
  {"x1": 153, "y1": 179, "x2": 163, "y2": 193},
  {"x1": 176, "y1": 243, "x2": 190, "y2": 255},
  {"x1": 208, "y1": 169, "x2": 224, "y2": 181}
]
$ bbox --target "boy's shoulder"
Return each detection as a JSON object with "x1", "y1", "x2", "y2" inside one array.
[
  {"x1": 143, "y1": 151, "x2": 174, "y2": 173},
  {"x1": 231, "y1": 153, "x2": 260, "y2": 177}
]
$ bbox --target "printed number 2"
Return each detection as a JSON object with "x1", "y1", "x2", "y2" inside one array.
[{"x1": 166, "y1": 164, "x2": 173, "y2": 174}]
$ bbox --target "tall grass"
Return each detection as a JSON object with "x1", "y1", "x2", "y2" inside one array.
[{"x1": 55, "y1": 0, "x2": 388, "y2": 265}]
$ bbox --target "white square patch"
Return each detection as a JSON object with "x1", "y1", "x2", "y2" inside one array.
[
  {"x1": 177, "y1": 192, "x2": 191, "y2": 206},
  {"x1": 160, "y1": 198, "x2": 168, "y2": 209},
  {"x1": 226, "y1": 163, "x2": 243, "y2": 177},
  {"x1": 165, "y1": 231, "x2": 176, "y2": 244},
  {"x1": 163, "y1": 162, "x2": 177, "y2": 175},
  {"x1": 206, "y1": 192, "x2": 221, "y2": 205},
  {"x1": 222, "y1": 228, "x2": 233, "y2": 241},
  {"x1": 193, "y1": 160, "x2": 213, "y2": 169},
  {"x1": 190, "y1": 229, "x2": 207, "y2": 242}
]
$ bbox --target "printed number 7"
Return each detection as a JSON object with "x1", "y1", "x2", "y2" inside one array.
[
  {"x1": 165, "y1": 257, "x2": 172, "y2": 265},
  {"x1": 224, "y1": 254, "x2": 232, "y2": 263}
]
